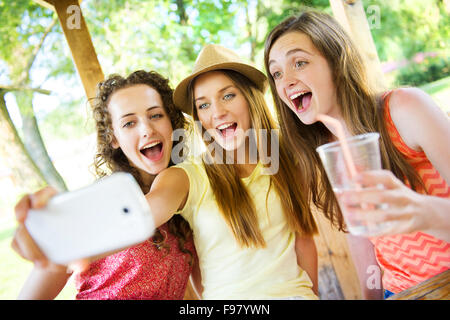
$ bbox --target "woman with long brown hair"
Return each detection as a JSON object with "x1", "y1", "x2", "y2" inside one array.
[{"x1": 264, "y1": 11, "x2": 450, "y2": 299}]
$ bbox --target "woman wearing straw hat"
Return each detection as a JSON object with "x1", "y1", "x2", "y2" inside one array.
[
  {"x1": 169, "y1": 44, "x2": 318, "y2": 299},
  {"x1": 11, "y1": 44, "x2": 319, "y2": 300}
]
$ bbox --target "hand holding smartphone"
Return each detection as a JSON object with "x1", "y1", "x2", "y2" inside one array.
[{"x1": 24, "y1": 173, "x2": 155, "y2": 265}]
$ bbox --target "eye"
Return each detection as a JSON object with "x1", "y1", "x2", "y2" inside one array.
[
  {"x1": 150, "y1": 113, "x2": 163, "y2": 119},
  {"x1": 295, "y1": 60, "x2": 307, "y2": 69},
  {"x1": 122, "y1": 121, "x2": 134, "y2": 128},
  {"x1": 197, "y1": 102, "x2": 210, "y2": 110},
  {"x1": 271, "y1": 71, "x2": 282, "y2": 80},
  {"x1": 223, "y1": 93, "x2": 235, "y2": 101}
]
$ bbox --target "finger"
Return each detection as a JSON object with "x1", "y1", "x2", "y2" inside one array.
[
  {"x1": 30, "y1": 186, "x2": 58, "y2": 209},
  {"x1": 340, "y1": 188, "x2": 408, "y2": 208},
  {"x1": 13, "y1": 224, "x2": 48, "y2": 265},
  {"x1": 343, "y1": 207, "x2": 415, "y2": 237},
  {"x1": 344, "y1": 205, "x2": 414, "y2": 225},
  {"x1": 356, "y1": 170, "x2": 403, "y2": 190},
  {"x1": 14, "y1": 194, "x2": 32, "y2": 223}
]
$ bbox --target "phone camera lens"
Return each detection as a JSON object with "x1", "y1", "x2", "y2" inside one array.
[{"x1": 122, "y1": 207, "x2": 130, "y2": 214}]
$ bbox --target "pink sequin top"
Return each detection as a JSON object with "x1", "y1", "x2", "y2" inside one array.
[{"x1": 74, "y1": 223, "x2": 195, "y2": 300}]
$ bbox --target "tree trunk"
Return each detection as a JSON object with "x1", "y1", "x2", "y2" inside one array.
[
  {"x1": 0, "y1": 90, "x2": 46, "y2": 193},
  {"x1": 14, "y1": 90, "x2": 67, "y2": 191}
]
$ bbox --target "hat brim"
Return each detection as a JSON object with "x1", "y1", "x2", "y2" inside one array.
[{"x1": 173, "y1": 62, "x2": 267, "y2": 115}]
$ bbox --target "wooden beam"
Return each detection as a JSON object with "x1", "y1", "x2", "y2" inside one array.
[
  {"x1": 329, "y1": 0, "x2": 385, "y2": 89},
  {"x1": 41, "y1": 0, "x2": 103, "y2": 105},
  {"x1": 313, "y1": 209, "x2": 362, "y2": 299}
]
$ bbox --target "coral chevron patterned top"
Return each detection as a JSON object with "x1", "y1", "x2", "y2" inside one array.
[
  {"x1": 371, "y1": 90, "x2": 450, "y2": 294},
  {"x1": 74, "y1": 223, "x2": 195, "y2": 300}
]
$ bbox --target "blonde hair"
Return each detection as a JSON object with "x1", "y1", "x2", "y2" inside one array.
[
  {"x1": 264, "y1": 11, "x2": 424, "y2": 230},
  {"x1": 189, "y1": 69, "x2": 317, "y2": 247}
]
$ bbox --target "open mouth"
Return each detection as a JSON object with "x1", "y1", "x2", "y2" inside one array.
[
  {"x1": 140, "y1": 141, "x2": 164, "y2": 161},
  {"x1": 289, "y1": 91, "x2": 312, "y2": 113},
  {"x1": 216, "y1": 122, "x2": 237, "y2": 138}
]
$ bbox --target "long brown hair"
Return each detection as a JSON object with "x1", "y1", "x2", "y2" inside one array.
[
  {"x1": 264, "y1": 11, "x2": 424, "y2": 230},
  {"x1": 189, "y1": 69, "x2": 317, "y2": 248},
  {"x1": 91, "y1": 70, "x2": 193, "y2": 262}
]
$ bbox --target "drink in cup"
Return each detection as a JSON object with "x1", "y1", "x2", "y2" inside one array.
[{"x1": 316, "y1": 132, "x2": 388, "y2": 236}]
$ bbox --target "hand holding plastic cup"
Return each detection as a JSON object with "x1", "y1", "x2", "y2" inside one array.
[{"x1": 315, "y1": 115, "x2": 389, "y2": 236}]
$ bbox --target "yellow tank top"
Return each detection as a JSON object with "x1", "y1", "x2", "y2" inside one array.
[{"x1": 175, "y1": 156, "x2": 317, "y2": 299}]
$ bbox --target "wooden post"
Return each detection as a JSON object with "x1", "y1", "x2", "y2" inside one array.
[
  {"x1": 329, "y1": 0, "x2": 385, "y2": 90},
  {"x1": 313, "y1": 210, "x2": 362, "y2": 299},
  {"x1": 38, "y1": 0, "x2": 104, "y2": 103}
]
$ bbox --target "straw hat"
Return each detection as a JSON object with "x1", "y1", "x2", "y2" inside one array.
[{"x1": 173, "y1": 44, "x2": 268, "y2": 115}]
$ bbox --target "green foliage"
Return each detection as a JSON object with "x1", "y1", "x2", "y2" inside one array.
[
  {"x1": 395, "y1": 55, "x2": 450, "y2": 87},
  {"x1": 0, "y1": 0, "x2": 56, "y2": 78},
  {"x1": 363, "y1": 0, "x2": 449, "y2": 62}
]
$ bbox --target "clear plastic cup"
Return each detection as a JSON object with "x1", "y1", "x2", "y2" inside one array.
[{"x1": 316, "y1": 132, "x2": 387, "y2": 236}]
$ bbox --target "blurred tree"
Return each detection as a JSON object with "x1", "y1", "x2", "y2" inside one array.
[
  {"x1": 0, "y1": 89, "x2": 46, "y2": 193},
  {"x1": 0, "y1": 0, "x2": 67, "y2": 191}
]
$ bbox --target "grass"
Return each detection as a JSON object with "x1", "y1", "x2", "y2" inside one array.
[
  {"x1": 0, "y1": 76, "x2": 448, "y2": 300},
  {"x1": 0, "y1": 215, "x2": 77, "y2": 299}
]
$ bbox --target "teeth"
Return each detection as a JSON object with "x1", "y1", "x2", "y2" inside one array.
[
  {"x1": 289, "y1": 91, "x2": 308, "y2": 100},
  {"x1": 142, "y1": 141, "x2": 161, "y2": 149},
  {"x1": 216, "y1": 123, "x2": 234, "y2": 130}
]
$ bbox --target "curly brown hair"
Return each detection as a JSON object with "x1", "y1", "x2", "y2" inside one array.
[{"x1": 91, "y1": 70, "x2": 193, "y2": 264}]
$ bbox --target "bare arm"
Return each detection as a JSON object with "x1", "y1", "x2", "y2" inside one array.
[
  {"x1": 17, "y1": 267, "x2": 71, "y2": 300},
  {"x1": 12, "y1": 168, "x2": 190, "y2": 268},
  {"x1": 389, "y1": 88, "x2": 450, "y2": 184},
  {"x1": 346, "y1": 234, "x2": 383, "y2": 300},
  {"x1": 146, "y1": 167, "x2": 190, "y2": 228},
  {"x1": 295, "y1": 233, "x2": 318, "y2": 296}
]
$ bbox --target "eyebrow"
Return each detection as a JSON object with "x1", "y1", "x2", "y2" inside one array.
[
  {"x1": 268, "y1": 48, "x2": 312, "y2": 67},
  {"x1": 194, "y1": 85, "x2": 235, "y2": 103},
  {"x1": 120, "y1": 106, "x2": 162, "y2": 119}
]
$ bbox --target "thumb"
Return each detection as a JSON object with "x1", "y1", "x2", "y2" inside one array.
[{"x1": 30, "y1": 186, "x2": 58, "y2": 209}]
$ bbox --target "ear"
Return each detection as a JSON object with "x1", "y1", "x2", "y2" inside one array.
[{"x1": 111, "y1": 136, "x2": 120, "y2": 149}]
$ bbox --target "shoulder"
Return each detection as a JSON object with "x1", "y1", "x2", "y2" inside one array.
[
  {"x1": 388, "y1": 87, "x2": 430, "y2": 117},
  {"x1": 387, "y1": 87, "x2": 445, "y2": 150},
  {"x1": 388, "y1": 87, "x2": 442, "y2": 121},
  {"x1": 153, "y1": 167, "x2": 189, "y2": 188}
]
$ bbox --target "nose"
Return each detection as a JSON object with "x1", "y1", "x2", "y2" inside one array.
[
  {"x1": 282, "y1": 68, "x2": 298, "y2": 89},
  {"x1": 139, "y1": 121, "x2": 155, "y2": 138},
  {"x1": 212, "y1": 100, "x2": 227, "y2": 120}
]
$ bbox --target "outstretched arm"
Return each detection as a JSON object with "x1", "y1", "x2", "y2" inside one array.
[
  {"x1": 146, "y1": 167, "x2": 190, "y2": 228},
  {"x1": 11, "y1": 167, "x2": 190, "y2": 268}
]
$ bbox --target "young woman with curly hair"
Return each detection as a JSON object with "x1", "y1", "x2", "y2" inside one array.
[{"x1": 12, "y1": 70, "x2": 199, "y2": 300}]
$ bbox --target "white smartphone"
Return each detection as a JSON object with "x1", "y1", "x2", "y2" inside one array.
[{"x1": 25, "y1": 172, "x2": 155, "y2": 265}]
